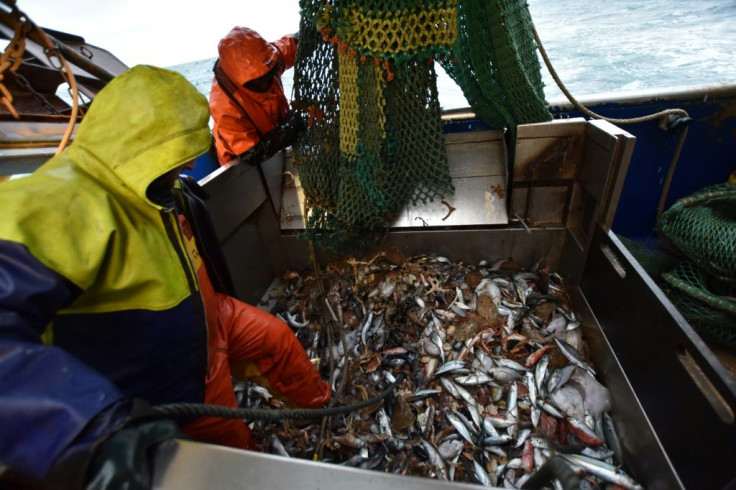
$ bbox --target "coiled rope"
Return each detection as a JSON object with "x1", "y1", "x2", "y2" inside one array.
[
  {"x1": 152, "y1": 372, "x2": 404, "y2": 421},
  {"x1": 0, "y1": 4, "x2": 80, "y2": 156},
  {"x1": 526, "y1": 5, "x2": 690, "y2": 222}
]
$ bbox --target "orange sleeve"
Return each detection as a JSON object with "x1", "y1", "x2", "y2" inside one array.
[
  {"x1": 214, "y1": 112, "x2": 261, "y2": 162},
  {"x1": 272, "y1": 34, "x2": 297, "y2": 71},
  {"x1": 209, "y1": 83, "x2": 261, "y2": 164},
  {"x1": 218, "y1": 294, "x2": 331, "y2": 408}
]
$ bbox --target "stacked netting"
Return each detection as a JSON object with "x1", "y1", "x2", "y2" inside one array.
[
  {"x1": 658, "y1": 182, "x2": 736, "y2": 349},
  {"x1": 292, "y1": 0, "x2": 456, "y2": 251}
]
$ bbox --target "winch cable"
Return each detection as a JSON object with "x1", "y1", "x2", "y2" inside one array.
[
  {"x1": 152, "y1": 372, "x2": 404, "y2": 421},
  {"x1": 526, "y1": 5, "x2": 691, "y2": 221}
]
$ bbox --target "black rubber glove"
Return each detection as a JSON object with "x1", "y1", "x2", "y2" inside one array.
[
  {"x1": 85, "y1": 419, "x2": 183, "y2": 490},
  {"x1": 239, "y1": 111, "x2": 306, "y2": 165}
]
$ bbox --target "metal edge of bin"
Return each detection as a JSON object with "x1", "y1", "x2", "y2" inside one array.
[
  {"x1": 581, "y1": 227, "x2": 736, "y2": 490},
  {"x1": 151, "y1": 439, "x2": 496, "y2": 490}
]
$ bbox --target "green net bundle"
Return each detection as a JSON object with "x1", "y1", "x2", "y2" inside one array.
[
  {"x1": 292, "y1": 0, "x2": 551, "y2": 251},
  {"x1": 662, "y1": 261, "x2": 736, "y2": 350},
  {"x1": 659, "y1": 182, "x2": 736, "y2": 284},
  {"x1": 657, "y1": 182, "x2": 736, "y2": 349}
]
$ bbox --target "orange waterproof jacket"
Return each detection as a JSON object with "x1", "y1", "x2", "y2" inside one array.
[
  {"x1": 176, "y1": 202, "x2": 331, "y2": 449},
  {"x1": 210, "y1": 27, "x2": 296, "y2": 165}
]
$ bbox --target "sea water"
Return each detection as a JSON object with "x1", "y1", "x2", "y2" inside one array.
[{"x1": 169, "y1": 0, "x2": 736, "y2": 111}]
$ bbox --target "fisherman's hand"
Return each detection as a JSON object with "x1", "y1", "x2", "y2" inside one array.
[
  {"x1": 239, "y1": 111, "x2": 306, "y2": 166},
  {"x1": 283, "y1": 110, "x2": 306, "y2": 135},
  {"x1": 85, "y1": 418, "x2": 183, "y2": 490}
]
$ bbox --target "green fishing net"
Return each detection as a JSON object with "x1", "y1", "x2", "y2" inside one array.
[
  {"x1": 292, "y1": 0, "x2": 551, "y2": 251},
  {"x1": 438, "y1": 0, "x2": 551, "y2": 131},
  {"x1": 653, "y1": 181, "x2": 736, "y2": 349},
  {"x1": 662, "y1": 261, "x2": 736, "y2": 350},
  {"x1": 659, "y1": 182, "x2": 736, "y2": 284}
]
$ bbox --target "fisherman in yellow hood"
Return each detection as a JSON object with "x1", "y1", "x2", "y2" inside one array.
[{"x1": 0, "y1": 65, "x2": 329, "y2": 488}]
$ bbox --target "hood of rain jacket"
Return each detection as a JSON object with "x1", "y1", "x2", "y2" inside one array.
[
  {"x1": 1, "y1": 65, "x2": 211, "y2": 295},
  {"x1": 218, "y1": 26, "x2": 280, "y2": 86},
  {"x1": 0, "y1": 65, "x2": 212, "y2": 482}
]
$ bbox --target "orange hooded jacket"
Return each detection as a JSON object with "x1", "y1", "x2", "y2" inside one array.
[
  {"x1": 175, "y1": 203, "x2": 331, "y2": 450},
  {"x1": 209, "y1": 27, "x2": 296, "y2": 165}
]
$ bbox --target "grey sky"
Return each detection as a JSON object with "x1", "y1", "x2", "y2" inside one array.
[{"x1": 19, "y1": 0, "x2": 301, "y2": 67}]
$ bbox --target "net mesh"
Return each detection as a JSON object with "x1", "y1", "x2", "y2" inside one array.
[
  {"x1": 659, "y1": 182, "x2": 736, "y2": 284},
  {"x1": 619, "y1": 181, "x2": 736, "y2": 350},
  {"x1": 438, "y1": 0, "x2": 551, "y2": 130},
  {"x1": 661, "y1": 261, "x2": 736, "y2": 349},
  {"x1": 292, "y1": 0, "x2": 551, "y2": 251}
]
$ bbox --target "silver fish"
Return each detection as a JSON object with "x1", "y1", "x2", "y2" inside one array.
[
  {"x1": 488, "y1": 366, "x2": 523, "y2": 384},
  {"x1": 473, "y1": 458, "x2": 493, "y2": 487},
  {"x1": 448, "y1": 452, "x2": 461, "y2": 481},
  {"x1": 581, "y1": 446, "x2": 616, "y2": 461},
  {"x1": 376, "y1": 407, "x2": 392, "y2": 438},
  {"x1": 492, "y1": 357, "x2": 527, "y2": 373},
  {"x1": 602, "y1": 411, "x2": 624, "y2": 466},
  {"x1": 539, "y1": 401, "x2": 564, "y2": 419},
  {"x1": 450, "y1": 304, "x2": 468, "y2": 317},
  {"x1": 455, "y1": 382, "x2": 479, "y2": 407},
  {"x1": 484, "y1": 414, "x2": 517, "y2": 430},
  {"x1": 481, "y1": 434, "x2": 513, "y2": 446},
  {"x1": 430, "y1": 331, "x2": 445, "y2": 363},
  {"x1": 553, "y1": 337, "x2": 596, "y2": 376},
  {"x1": 535, "y1": 354, "x2": 550, "y2": 396},
  {"x1": 270, "y1": 434, "x2": 290, "y2": 457},
  {"x1": 506, "y1": 382, "x2": 518, "y2": 414},
  {"x1": 359, "y1": 311, "x2": 374, "y2": 347},
  {"x1": 421, "y1": 439, "x2": 448, "y2": 480},
  {"x1": 342, "y1": 447, "x2": 369, "y2": 466},
  {"x1": 451, "y1": 409, "x2": 479, "y2": 436},
  {"x1": 531, "y1": 404, "x2": 541, "y2": 427},
  {"x1": 466, "y1": 403, "x2": 483, "y2": 433},
  {"x1": 445, "y1": 410, "x2": 476, "y2": 446},
  {"x1": 547, "y1": 365, "x2": 577, "y2": 394},
  {"x1": 439, "y1": 376, "x2": 460, "y2": 398},
  {"x1": 454, "y1": 371, "x2": 494, "y2": 386},
  {"x1": 514, "y1": 428, "x2": 532, "y2": 448},
  {"x1": 559, "y1": 453, "x2": 643, "y2": 490},
  {"x1": 525, "y1": 371, "x2": 537, "y2": 405},
  {"x1": 435, "y1": 359, "x2": 467, "y2": 376}
]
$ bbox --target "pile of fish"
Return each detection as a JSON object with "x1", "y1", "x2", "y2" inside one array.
[{"x1": 238, "y1": 250, "x2": 643, "y2": 489}]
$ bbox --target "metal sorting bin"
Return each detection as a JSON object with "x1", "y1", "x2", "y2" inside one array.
[{"x1": 155, "y1": 118, "x2": 736, "y2": 490}]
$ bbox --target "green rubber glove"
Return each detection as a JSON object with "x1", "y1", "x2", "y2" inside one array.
[{"x1": 85, "y1": 420, "x2": 182, "y2": 490}]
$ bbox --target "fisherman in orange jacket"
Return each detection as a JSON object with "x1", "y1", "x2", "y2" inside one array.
[{"x1": 210, "y1": 26, "x2": 304, "y2": 166}]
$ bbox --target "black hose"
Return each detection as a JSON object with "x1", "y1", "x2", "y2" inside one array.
[{"x1": 152, "y1": 373, "x2": 405, "y2": 421}]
